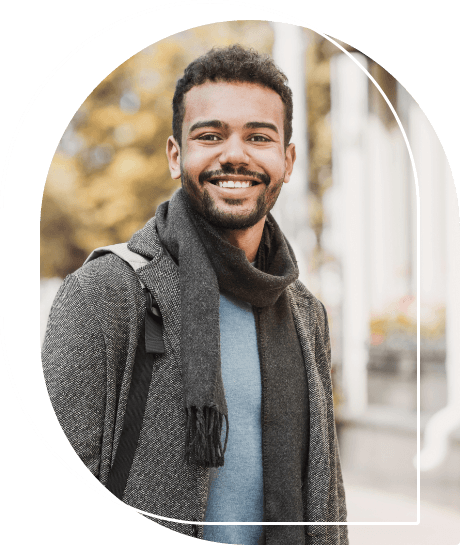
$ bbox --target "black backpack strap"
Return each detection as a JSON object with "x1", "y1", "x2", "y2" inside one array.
[
  {"x1": 105, "y1": 288, "x2": 165, "y2": 498},
  {"x1": 84, "y1": 244, "x2": 165, "y2": 498}
]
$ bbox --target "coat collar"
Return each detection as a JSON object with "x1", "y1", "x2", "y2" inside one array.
[{"x1": 128, "y1": 216, "x2": 164, "y2": 262}]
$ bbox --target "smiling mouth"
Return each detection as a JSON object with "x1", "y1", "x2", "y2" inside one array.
[
  {"x1": 200, "y1": 169, "x2": 269, "y2": 187},
  {"x1": 209, "y1": 179, "x2": 260, "y2": 188}
]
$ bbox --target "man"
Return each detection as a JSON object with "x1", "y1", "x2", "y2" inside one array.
[{"x1": 43, "y1": 45, "x2": 347, "y2": 544}]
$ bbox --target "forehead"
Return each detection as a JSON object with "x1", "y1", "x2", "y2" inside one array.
[{"x1": 182, "y1": 81, "x2": 285, "y2": 132}]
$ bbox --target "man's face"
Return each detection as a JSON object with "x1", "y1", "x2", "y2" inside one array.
[{"x1": 167, "y1": 81, "x2": 296, "y2": 230}]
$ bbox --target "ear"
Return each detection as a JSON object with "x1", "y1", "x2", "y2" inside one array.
[
  {"x1": 166, "y1": 136, "x2": 181, "y2": 180},
  {"x1": 283, "y1": 143, "x2": 296, "y2": 184}
]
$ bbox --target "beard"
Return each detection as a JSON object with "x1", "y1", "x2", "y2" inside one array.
[{"x1": 181, "y1": 166, "x2": 285, "y2": 231}]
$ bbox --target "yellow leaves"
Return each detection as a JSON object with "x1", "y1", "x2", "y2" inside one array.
[
  {"x1": 90, "y1": 105, "x2": 133, "y2": 132},
  {"x1": 98, "y1": 195, "x2": 138, "y2": 225},
  {"x1": 46, "y1": 153, "x2": 78, "y2": 193},
  {"x1": 309, "y1": 83, "x2": 331, "y2": 117},
  {"x1": 152, "y1": 41, "x2": 187, "y2": 71},
  {"x1": 113, "y1": 124, "x2": 136, "y2": 146},
  {"x1": 309, "y1": 61, "x2": 331, "y2": 86},
  {"x1": 117, "y1": 218, "x2": 146, "y2": 242},
  {"x1": 84, "y1": 108, "x2": 159, "y2": 148},
  {"x1": 78, "y1": 174, "x2": 114, "y2": 210},
  {"x1": 307, "y1": 194, "x2": 324, "y2": 234},
  {"x1": 73, "y1": 228, "x2": 108, "y2": 254},
  {"x1": 370, "y1": 317, "x2": 389, "y2": 337},
  {"x1": 199, "y1": 21, "x2": 272, "y2": 51},
  {"x1": 106, "y1": 148, "x2": 152, "y2": 182},
  {"x1": 311, "y1": 118, "x2": 332, "y2": 163},
  {"x1": 306, "y1": 37, "x2": 335, "y2": 264},
  {"x1": 133, "y1": 112, "x2": 158, "y2": 141},
  {"x1": 370, "y1": 302, "x2": 446, "y2": 343}
]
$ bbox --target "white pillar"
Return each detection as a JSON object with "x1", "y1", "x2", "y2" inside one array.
[
  {"x1": 396, "y1": 83, "x2": 418, "y2": 300},
  {"x1": 419, "y1": 161, "x2": 460, "y2": 470},
  {"x1": 330, "y1": 52, "x2": 370, "y2": 418},
  {"x1": 270, "y1": 22, "x2": 311, "y2": 288},
  {"x1": 408, "y1": 103, "x2": 446, "y2": 309},
  {"x1": 367, "y1": 116, "x2": 413, "y2": 313}
]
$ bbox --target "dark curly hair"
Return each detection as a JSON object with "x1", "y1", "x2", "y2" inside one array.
[{"x1": 172, "y1": 45, "x2": 293, "y2": 149}]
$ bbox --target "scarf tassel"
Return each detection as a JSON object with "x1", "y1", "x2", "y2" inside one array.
[{"x1": 185, "y1": 406, "x2": 229, "y2": 468}]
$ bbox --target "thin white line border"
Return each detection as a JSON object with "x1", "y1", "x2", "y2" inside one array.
[{"x1": 0, "y1": 0, "x2": 420, "y2": 526}]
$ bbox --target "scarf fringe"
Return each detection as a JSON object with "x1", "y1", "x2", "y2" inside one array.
[{"x1": 185, "y1": 406, "x2": 229, "y2": 468}]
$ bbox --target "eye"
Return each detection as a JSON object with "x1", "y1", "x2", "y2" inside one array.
[
  {"x1": 248, "y1": 134, "x2": 271, "y2": 142},
  {"x1": 197, "y1": 133, "x2": 221, "y2": 141}
]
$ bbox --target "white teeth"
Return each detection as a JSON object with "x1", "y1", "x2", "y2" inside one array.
[{"x1": 216, "y1": 180, "x2": 252, "y2": 188}]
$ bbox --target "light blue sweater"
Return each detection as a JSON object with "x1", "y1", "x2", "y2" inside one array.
[{"x1": 203, "y1": 292, "x2": 264, "y2": 545}]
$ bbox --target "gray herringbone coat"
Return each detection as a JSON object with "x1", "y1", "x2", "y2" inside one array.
[{"x1": 42, "y1": 216, "x2": 348, "y2": 544}]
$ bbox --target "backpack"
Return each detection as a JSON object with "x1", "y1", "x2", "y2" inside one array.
[{"x1": 84, "y1": 243, "x2": 165, "y2": 498}]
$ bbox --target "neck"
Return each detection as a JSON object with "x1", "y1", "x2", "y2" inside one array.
[{"x1": 222, "y1": 217, "x2": 266, "y2": 263}]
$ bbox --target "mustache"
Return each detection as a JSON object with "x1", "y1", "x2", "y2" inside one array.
[{"x1": 199, "y1": 167, "x2": 270, "y2": 185}]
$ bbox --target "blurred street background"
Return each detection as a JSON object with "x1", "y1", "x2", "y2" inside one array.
[{"x1": 40, "y1": 21, "x2": 459, "y2": 544}]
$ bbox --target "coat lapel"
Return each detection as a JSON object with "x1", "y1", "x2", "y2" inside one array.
[{"x1": 289, "y1": 284, "x2": 331, "y2": 523}]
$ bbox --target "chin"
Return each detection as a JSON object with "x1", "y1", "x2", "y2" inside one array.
[
  {"x1": 181, "y1": 170, "x2": 282, "y2": 230},
  {"x1": 199, "y1": 191, "x2": 267, "y2": 230}
]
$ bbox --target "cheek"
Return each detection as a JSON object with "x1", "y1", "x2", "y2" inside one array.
[
  {"x1": 183, "y1": 147, "x2": 216, "y2": 171},
  {"x1": 264, "y1": 175, "x2": 285, "y2": 204},
  {"x1": 267, "y1": 180, "x2": 283, "y2": 197},
  {"x1": 252, "y1": 150, "x2": 286, "y2": 174},
  {"x1": 181, "y1": 167, "x2": 201, "y2": 196}
]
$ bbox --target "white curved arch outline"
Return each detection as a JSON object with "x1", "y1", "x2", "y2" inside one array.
[{"x1": 0, "y1": 0, "x2": 420, "y2": 526}]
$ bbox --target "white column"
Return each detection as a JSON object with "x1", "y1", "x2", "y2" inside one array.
[
  {"x1": 367, "y1": 116, "x2": 412, "y2": 313},
  {"x1": 419, "y1": 163, "x2": 460, "y2": 470},
  {"x1": 396, "y1": 83, "x2": 418, "y2": 300},
  {"x1": 270, "y1": 22, "x2": 311, "y2": 288},
  {"x1": 408, "y1": 103, "x2": 446, "y2": 309},
  {"x1": 330, "y1": 52, "x2": 370, "y2": 418}
]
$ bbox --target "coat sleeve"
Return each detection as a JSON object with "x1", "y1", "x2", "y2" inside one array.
[
  {"x1": 321, "y1": 302, "x2": 348, "y2": 542},
  {"x1": 42, "y1": 274, "x2": 107, "y2": 478}
]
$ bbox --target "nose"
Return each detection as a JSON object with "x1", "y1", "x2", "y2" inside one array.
[{"x1": 218, "y1": 135, "x2": 249, "y2": 168}]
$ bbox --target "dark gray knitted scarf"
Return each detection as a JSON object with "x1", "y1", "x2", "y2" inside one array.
[{"x1": 155, "y1": 190, "x2": 308, "y2": 527}]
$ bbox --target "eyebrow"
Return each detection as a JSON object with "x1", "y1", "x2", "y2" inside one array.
[
  {"x1": 244, "y1": 121, "x2": 279, "y2": 134},
  {"x1": 188, "y1": 120, "x2": 279, "y2": 134},
  {"x1": 189, "y1": 120, "x2": 227, "y2": 133}
]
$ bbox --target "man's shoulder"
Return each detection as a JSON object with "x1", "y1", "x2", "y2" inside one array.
[
  {"x1": 72, "y1": 213, "x2": 162, "y2": 290},
  {"x1": 289, "y1": 279, "x2": 324, "y2": 311},
  {"x1": 56, "y1": 253, "x2": 145, "y2": 319},
  {"x1": 73, "y1": 251, "x2": 139, "y2": 287},
  {"x1": 288, "y1": 279, "x2": 328, "y2": 332}
]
